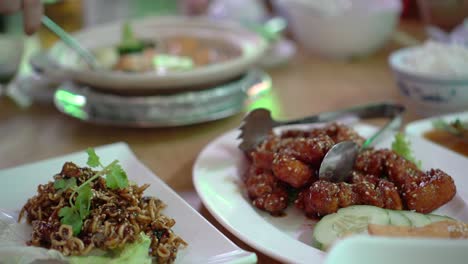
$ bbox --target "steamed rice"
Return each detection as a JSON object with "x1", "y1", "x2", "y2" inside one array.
[{"x1": 401, "y1": 41, "x2": 468, "y2": 77}]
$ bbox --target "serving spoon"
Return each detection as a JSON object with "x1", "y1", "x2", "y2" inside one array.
[
  {"x1": 318, "y1": 108, "x2": 404, "y2": 183},
  {"x1": 41, "y1": 16, "x2": 99, "y2": 68}
]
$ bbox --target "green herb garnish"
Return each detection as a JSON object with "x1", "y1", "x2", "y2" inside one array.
[
  {"x1": 58, "y1": 148, "x2": 129, "y2": 235},
  {"x1": 54, "y1": 178, "x2": 77, "y2": 191},
  {"x1": 432, "y1": 118, "x2": 467, "y2": 137},
  {"x1": 392, "y1": 133, "x2": 422, "y2": 168},
  {"x1": 117, "y1": 22, "x2": 145, "y2": 55},
  {"x1": 58, "y1": 206, "x2": 82, "y2": 235}
]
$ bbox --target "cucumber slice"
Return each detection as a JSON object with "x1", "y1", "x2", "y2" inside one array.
[
  {"x1": 387, "y1": 210, "x2": 411, "y2": 226},
  {"x1": 313, "y1": 206, "x2": 389, "y2": 250},
  {"x1": 313, "y1": 213, "x2": 370, "y2": 250},
  {"x1": 399, "y1": 211, "x2": 431, "y2": 227},
  {"x1": 427, "y1": 214, "x2": 455, "y2": 223},
  {"x1": 337, "y1": 205, "x2": 390, "y2": 225}
]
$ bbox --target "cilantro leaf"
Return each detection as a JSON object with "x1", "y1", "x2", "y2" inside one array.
[
  {"x1": 59, "y1": 149, "x2": 130, "y2": 236},
  {"x1": 58, "y1": 206, "x2": 82, "y2": 235},
  {"x1": 392, "y1": 133, "x2": 422, "y2": 168},
  {"x1": 54, "y1": 178, "x2": 77, "y2": 191},
  {"x1": 106, "y1": 163, "x2": 129, "y2": 189},
  {"x1": 86, "y1": 148, "x2": 101, "y2": 168},
  {"x1": 75, "y1": 184, "x2": 93, "y2": 219}
]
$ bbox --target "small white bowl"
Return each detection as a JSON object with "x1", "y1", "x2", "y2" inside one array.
[
  {"x1": 389, "y1": 47, "x2": 468, "y2": 117},
  {"x1": 273, "y1": 0, "x2": 401, "y2": 59}
]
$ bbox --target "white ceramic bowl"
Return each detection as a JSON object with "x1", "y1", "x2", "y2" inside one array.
[
  {"x1": 274, "y1": 0, "x2": 401, "y2": 59},
  {"x1": 42, "y1": 16, "x2": 268, "y2": 94},
  {"x1": 389, "y1": 47, "x2": 468, "y2": 117}
]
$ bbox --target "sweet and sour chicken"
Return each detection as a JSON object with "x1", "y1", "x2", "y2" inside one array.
[{"x1": 243, "y1": 123, "x2": 456, "y2": 217}]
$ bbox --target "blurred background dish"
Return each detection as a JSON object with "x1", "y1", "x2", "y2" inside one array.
[
  {"x1": 273, "y1": 0, "x2": 402, "y2": 59},
  {"x1": 53, "y1": 69, "x2": 271, "y2": 127},
  {"x1": 405, "y1": 110, "x2": 468, "y2": 157},
  {"x1": 41, "y1": 16, "x2": 268, "y2": 94},
  {"x1": 388, "y1": 42, "x2": 468, "y2": 117}
]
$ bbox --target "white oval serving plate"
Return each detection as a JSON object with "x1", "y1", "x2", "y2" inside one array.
[{"x1": 193, "y1": 122, "x2": 468, "y2": 263}]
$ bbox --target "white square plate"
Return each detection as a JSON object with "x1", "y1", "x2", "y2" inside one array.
[
  {"x1": 193, "y1": 123, "x2": 468, "y2": 264},
  {"x1": 0, "y1": 142, "x2": 257, "y2": 264}
]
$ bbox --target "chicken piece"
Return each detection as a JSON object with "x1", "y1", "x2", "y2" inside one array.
[
  {"x1": 251, "y1": 150, "x2": 275, "y2": 171},
  {"x1": 378, "y1": 180, "x2": 404, "y2": 210},
  {"x1": 337, "y1": 182, "x2": 359, "y2": 208},
  {"x1": 309, "y1": 123, "x2": 365, "y2": 146},
  {"x1": 350, "y1": 171, "x2": 403, "y2": 210},
  {"x1": 253, "y1": 189, "x2": 289, "y2": 215},
  {"x1": 246, "y1": 134, "x2": 289, "y2": 161},
  {"x1": 272, "y1": 153, "x2": 315, "y2": 188},
  {"x1": 354, "y1": 149, "x2": 387, "y2": 177},
  {"x1": 280, "y1": 129, "x2": 311, "y2": 139},
  {"x1": 244, "y1": 166, "x2": 288, "y2": 215},
  {"x1": 350, "y1": 171, "x2": 380, "y2": 185},
  {"x1": 295, "y1": 175, "x2": 402, "y2": 217},
  {"x1": 384, "y1": 150, "x2": 425, "y2": 191},
  {"x1": 403, "y1": 169, "x2": 456, "y2": 214},
  {"x1": 258, "y1": 134, "x2": 282, "y2": 152},
  {"x1": 279, "y1": 135, "x2": 334, "y2": 167},
  {"x1": 333, "y1": 125, "x2": 365, "y2": 145},
  {"x1": 352, "y1": 181, "x2": 385, "y2": 208},
  {"x1": 295, "y1": 180, "x2": 370, "y2": 217},
  {"x1": 384, "y1": 151, "x2": 456, "y2": 213},
  {"x1": 295, "y1": 180, "x2": 342, "y2": 217}
]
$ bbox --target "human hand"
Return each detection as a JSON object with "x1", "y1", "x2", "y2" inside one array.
[{"x1": 0, "y1": 0, "x2": 43, "y2": 35}]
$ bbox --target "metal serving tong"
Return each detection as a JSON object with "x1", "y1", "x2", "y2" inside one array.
[{"x1": 238, "y1": 102, "x2": 405, "y2": 155}]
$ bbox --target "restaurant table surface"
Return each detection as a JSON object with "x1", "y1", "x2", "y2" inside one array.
[{"x1": 0, "y1": 21, "x2": 426, "y2": 263}]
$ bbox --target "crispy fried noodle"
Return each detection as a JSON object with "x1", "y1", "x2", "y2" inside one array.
[{"x1": 19, "y1": 162, "x2": 187, "y2": 263}]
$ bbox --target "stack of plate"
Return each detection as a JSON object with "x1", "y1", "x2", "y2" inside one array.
[
  {"x1": 38, "y1": 16, "x2": 270, "y2": 127},
  {"x1": 54, "y1": 69, "x2": 271, "y2": 127}
]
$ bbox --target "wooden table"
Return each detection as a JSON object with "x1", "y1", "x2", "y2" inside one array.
[{"x1": 0, "y1": 21, "x2": 424, "y2": 263}]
